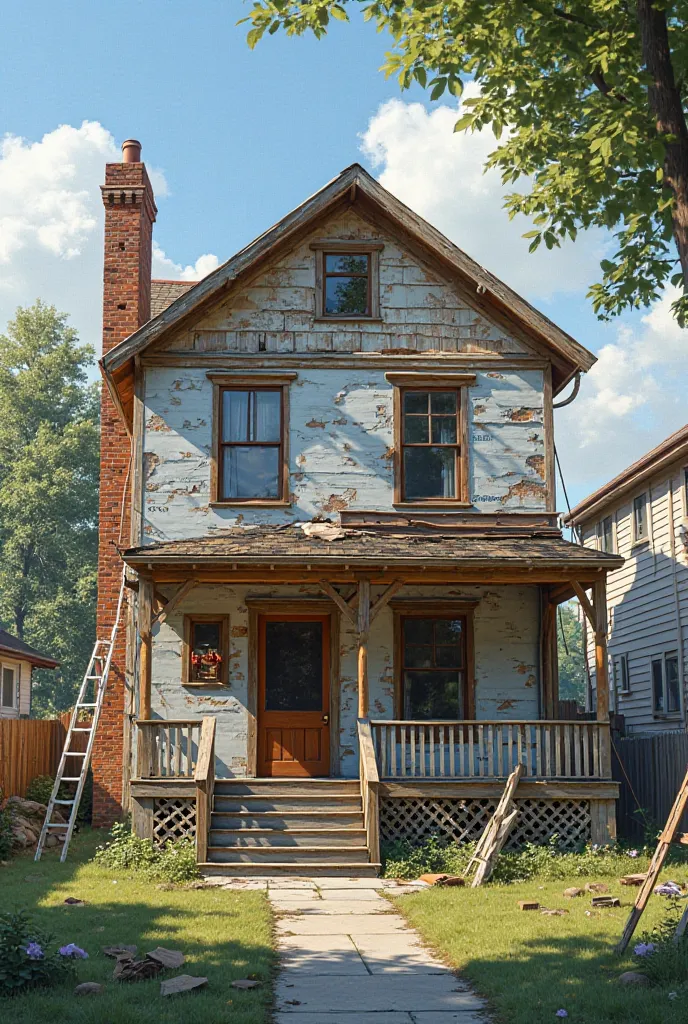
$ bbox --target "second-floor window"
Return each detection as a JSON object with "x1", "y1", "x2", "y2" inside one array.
[
  {"x1": 220, "y1": 387, "x2": 283, "y2": 501},
  {"x1": 633, "y1": 493, "x2": 648, "y2": 543},
  {"x1": 324, "y1": 253, "x2": 370, "y2": 316},
  {"x1": 652, "y1": 651, "x2": 680, "y2": 714},
  {"x1": 401, "y1": 389, "x2": 462, "y2": 501},
  {"x1": 599, "y1": 516, "x2": 614, "y2": 553},
  {"x1": 1, "y1": 665, "x2": 16, "y2": 709}
]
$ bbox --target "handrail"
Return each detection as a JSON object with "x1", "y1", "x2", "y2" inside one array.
[
  {"x1": 358, "y1": 717, "x2": 380, "y2": 866},
  {"x1": 370, "y1": 719, "x2": 612, "y2": 780},
  {"x1": 194, "y1": 717, "x2": 216, "y2": 864}
]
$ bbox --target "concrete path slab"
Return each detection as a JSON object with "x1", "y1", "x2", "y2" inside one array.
[{"x1": 268, "y1": 879, "x2": 487, "y2": 1021}]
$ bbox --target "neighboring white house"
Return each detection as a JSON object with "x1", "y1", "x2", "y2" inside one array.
[
  {"x1": 566, "y1": 426, "x2": 688, "y2": 734},
  {"x1": 0, "y1": 630, "x2": 59, "y2": 719}
]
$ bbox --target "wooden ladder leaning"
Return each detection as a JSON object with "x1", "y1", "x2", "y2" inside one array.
[
  {"x1": 616, "y1": 765, "x2": 688, "y2": 953},
  {"x1": 466, "y1": 762, "x2": 524, "y2": 887},
  {"x1": 35, "y1": 571, "x2": 127, "y2": 863}
]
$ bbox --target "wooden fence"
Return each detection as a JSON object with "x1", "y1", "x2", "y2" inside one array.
[
  {"x1": 613, "y1": 730, "x2": 688, "y2": 840},
  {"x1": 0, "y1": 712, "x2": 89, "y2": 799}
]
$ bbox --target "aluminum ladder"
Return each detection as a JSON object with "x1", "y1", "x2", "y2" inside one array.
[{"x1": 35, "y1": 571, "x2": 127, "y2": 862}]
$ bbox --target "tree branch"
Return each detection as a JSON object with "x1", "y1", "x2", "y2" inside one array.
[{"x1": 591, "y1": 67, "x2": 629, "y2": 103}]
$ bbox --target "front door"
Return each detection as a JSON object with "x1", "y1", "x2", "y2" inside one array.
[{"x1": 257, "y1": 614, "x2": 330, "y2": 777}]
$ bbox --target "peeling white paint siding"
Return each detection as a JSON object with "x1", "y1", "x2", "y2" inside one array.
[
  {"x1": 150, "y1": 584, "x2": 540, "y2": 777},
  {"x1": 141, "y1": 366, "x2": 546, "y2": 540}
]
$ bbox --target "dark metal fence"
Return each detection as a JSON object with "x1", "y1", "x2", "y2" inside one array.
[{"x1": 612, "y1": 730, "x2": 688, "y2": 840}]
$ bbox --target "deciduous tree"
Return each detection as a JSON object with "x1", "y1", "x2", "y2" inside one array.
[{"x1": 245, "y1": 1, "x2": 688, "y2": 323}]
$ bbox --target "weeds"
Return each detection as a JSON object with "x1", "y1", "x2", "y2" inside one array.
[{"x1": 94, "y1": 822, "x2": 198, "y2": 883}]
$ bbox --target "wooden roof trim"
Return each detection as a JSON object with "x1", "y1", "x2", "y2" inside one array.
[
  {"x1": 565, "y1": 424, "x2": 688, "y2": 526},
  {"x1": 100, "y1": 163, "x2": 595, "y2": 381}
]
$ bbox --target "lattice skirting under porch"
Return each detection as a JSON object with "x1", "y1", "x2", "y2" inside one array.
[
  {"x1": 152, "y1": 798, "x2": 196, "y2": 846},
  {"x1": 379, "y1": 797, "x2": 591, "y2": 851}
]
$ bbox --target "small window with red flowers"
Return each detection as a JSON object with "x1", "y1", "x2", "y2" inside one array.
[{"x1": 183, "y1": 616, "x2": 229, "y2": 686}]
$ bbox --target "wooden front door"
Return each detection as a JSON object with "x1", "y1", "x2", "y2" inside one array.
[{"x1": 257, "y1": 614, "x2": 330, "y2": 777}]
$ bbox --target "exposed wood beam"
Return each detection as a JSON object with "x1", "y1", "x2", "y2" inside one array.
[
  {"x1": 571, "y1": 581, "x2": 596, "y2": 631},
  {"x1": 138, "y1": 576, "x2": 154, "y2": 720},
  {"x1": 318, "y1": 581, "x2": 357, "y2": 626},
  {"x1": 357, "y1": 578, "x2": 371, "y2": 719},
  {"x1": 369, "y1": 579, "x2": 405, "y2": 624},
  {"x1": 152, "y1": 579, "x2": 199, "y2": 629}
]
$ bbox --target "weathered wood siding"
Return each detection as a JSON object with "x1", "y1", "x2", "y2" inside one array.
[
  {"x1": 148, "y1": 583, "x2": 540, "y2": 778},
  {"x1": 583, "y1": 459, "x2": 688, "y2": 733}
]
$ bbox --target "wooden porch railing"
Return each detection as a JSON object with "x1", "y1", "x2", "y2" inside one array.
[
  {"x1": 136, "y1": 719, "x2": 203, "y2": 778},
  {"x1": 358, "y1": 718, "x2": 380, "y2": 865},
  {"x1": 195, "y1": 717, "x2": 216, "y2": 863},
  {"x1": 371, "y1": 720, "x2": 612, "y2": 780}
]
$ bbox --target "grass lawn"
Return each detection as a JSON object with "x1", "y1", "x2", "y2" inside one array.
[
  {"x1": 0, "y1": 829, "x2": 274, "y2": 1023},
  {"x1": 392, "y1": 858, "x2": 688, "y2": 1024}
]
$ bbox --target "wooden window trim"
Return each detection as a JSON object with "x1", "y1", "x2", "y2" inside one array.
[
  {"x1": 311, "y1": 241, "x2": 381, "y2": 320},
  {"x1": 651, "y1": 650, "x2": 682, "y2": 719},
  {"x1": 598, "y1": 515, "x2": 615, "y2": 554},
  {"x1": 0, "y1": 662, "x2": 17, "y2": 710},
  {"x1": 182, "y1": 614, "x2": 230, "y2": 688},
  {"x1": 207, "y1": 373, "x2": 296, "y2": 507},
  {"x1": 389, "y1": 377, "x2": 474, "y2": 507},
  {"x1": 631, "y1": 491, "x2": 650, "y2": 547},
  {"x1": 391, "y1": 602, "x2": 476, "y2": 719}
]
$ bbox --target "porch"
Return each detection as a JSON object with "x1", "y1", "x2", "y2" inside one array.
[{"x1": 123, "y1": 515, "x2": 621, "y2": 871}]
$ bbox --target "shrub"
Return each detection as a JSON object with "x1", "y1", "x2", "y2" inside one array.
[
  {"x1": 24, "y1": 776, "x2": 54, "y2": 806},
  {"x1": 0, "y1": 910, "x2": 79, "y2": 995},
  {"x1": 381, "y1": 833, "x2": 667, "y2": 883},
  {"x1": 632, "y1": 897, "x2": 688, "y2": 987},
  {"x1": 24, "y1": 772, "x2": 92, "y2": 824},
  {"x1": 94, "y1": 822, "x2": 198, "y2": 883},
  {"x1": 0, "y1": 794, "x2": 14, "y2": 861}
]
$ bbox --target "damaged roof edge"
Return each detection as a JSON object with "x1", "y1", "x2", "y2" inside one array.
[{"x1": 100, "y1": 162, "x2": 596, "y2": 382}]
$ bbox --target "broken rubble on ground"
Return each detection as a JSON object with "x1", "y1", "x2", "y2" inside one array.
[
  {"x1": 160, "y1": 974, "x2": 208, "y2": 996},
  {"x1": 2, "y1": 795, "x2": 66, "y2": 850},
  {"x1": 74, "y1": 982, "x2": 104, "y2": 996}
]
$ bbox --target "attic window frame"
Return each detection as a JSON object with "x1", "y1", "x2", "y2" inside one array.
[
  {"x1": 310, "y1": 240, "x2": 383, "y2": 321},
  {"x1": 207, "y1": 373, "x2": 297, "y2": 508}
]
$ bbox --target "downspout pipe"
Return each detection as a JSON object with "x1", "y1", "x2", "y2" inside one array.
[{"x1": 553, "y1": 371, "x2": 581, "y2": 409}]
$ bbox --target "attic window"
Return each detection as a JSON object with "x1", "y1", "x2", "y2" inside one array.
[{"x1": 310, "y1": 240, "x2": 383, "y2": 319}]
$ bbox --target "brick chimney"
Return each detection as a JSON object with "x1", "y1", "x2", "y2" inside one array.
[{"x1": 92, "y1": 140, "x2": 157, "y2": 827}]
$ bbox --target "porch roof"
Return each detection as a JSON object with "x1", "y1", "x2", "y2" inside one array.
[{"x1": 122, "y1": 523, "x2": 622, "y2": 581}]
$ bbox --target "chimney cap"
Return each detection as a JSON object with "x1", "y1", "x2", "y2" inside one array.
[{"x1": 121, "y1": 139, "x2": 142, "y2": 163}]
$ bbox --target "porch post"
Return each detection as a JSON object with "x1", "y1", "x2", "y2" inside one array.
[
  {"x1": 540, "y1": 588, "x2": 559, "y2": 719},
  {"x1": 593, "y1": 576, "x2": 612, "y2": 778},
  {"x1": 138, "y1": 575, "x2": 154, "y2": 720},
  {"x1": 357, "y1": 578, "x2": 371, "y2": 719}
]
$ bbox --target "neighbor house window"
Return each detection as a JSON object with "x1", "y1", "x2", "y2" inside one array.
[
  {"x1": 208, "y1": 374, "x2": 295, "y2": 505},
  {"x1": 652, "y1": 652, "x2": 681, "y2": 715},
  {"x1": 182, "y1": 616, "x2": 229, "y2": 686},
  {"x1": 633, "y1": 494, "x2": 648, "y2": 543},
  {"x1": 613, "y1": 653, "x2": 630, "y2": 696},
  {"x1": 311, "y1": 240, "x2": 382, "y2": 319},
  {"x1": 400, "y1": 615, "x2": 467, "y2": 719},
  {"x1": 1, "y1": 665, "x2": 16, "y2": 709},
  {"x1": 599, "y1": 516, "x2": 614, "y2": 553},
  {"x1": 402, "y1": 390, "x2": 462, "y2": 501}
]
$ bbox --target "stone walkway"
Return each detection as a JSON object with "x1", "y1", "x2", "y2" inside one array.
[{"x1": 203, "y1": 875, "x2": 487, "y2": 1023}]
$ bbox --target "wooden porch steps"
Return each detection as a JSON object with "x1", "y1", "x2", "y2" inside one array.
[{"x1": 206, "y1": 778, "x2": 379, "y2": 876}]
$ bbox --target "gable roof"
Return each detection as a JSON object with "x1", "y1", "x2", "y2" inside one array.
[
  {"x1": 0, "y1": 629, "x2": 59, "y2": 669},
  {"x1": 101, "y1": 163, "x2": 596, "y2": 429},
  {"x1": 565, "y1": 424, "x2": 688, "y2": 527}
]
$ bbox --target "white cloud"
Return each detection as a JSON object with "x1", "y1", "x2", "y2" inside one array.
[
  {"x1": 152, "y1": 243, "x2": 220, "y2": 282},
  {"x1": 0, "y1": 122, "x2": 217, "y2": 358},
  {"x1": 360, "y1": 96, "x2": 609, "y2": 300},
  {"x1": 557, "y1": 287, "x2": 687, "y2": 500}
]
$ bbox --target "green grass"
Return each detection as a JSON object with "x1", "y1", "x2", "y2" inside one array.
[
  {"x1": 0, "y1": 829, "x2": 274, "y2": 1023},
  {"x1": 391, "y1": 857, "x2": 688, "y2": 1024}
]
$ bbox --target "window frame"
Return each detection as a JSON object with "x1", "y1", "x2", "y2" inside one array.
[
  {"x1": 182, "y1": 614, "x2": 230, "y2": 687},
  {"x1": 0, "y1": 662, "x2": 18, "y2": 712},
  {"x1": 632, "y1": 492, "x2": 649, "y2": 545},
  {"x1": 208, "y1": 373, "x2": 296, "y2": 507},
  {"x1": 613, "y1": 652, "x2": 630, "y2": 697},
  {"x1": 387, "y1": 373, "x2": 475, "y2": 507},
  {"x1": 310, "y1": 239, "x2": 383, "y2": 321},
  {"x1": 391, "y1": 601, "x2": 477, "y2": 719},
  {"x1": 651, "y1": 650, "x2": 682, "y2": 717},
  {"x1": 598, "y1": 515, "x2": 615, "y2": 554}
]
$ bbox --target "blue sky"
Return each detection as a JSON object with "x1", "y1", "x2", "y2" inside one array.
[{"x1": 1, "y1": 0, "x2": 686, "y2": 506}]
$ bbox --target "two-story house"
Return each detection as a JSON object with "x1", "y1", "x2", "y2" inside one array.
[
  {"x1": 92, "y1": 140, "x2": 621, "y2": 875},
  {"x1": 566, "y1": 426, "x2": 688, "y2": 734}
]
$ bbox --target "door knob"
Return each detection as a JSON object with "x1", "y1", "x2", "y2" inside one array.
[{"x1": 322, "y1": 714, "x2": 329, "y2": 724}]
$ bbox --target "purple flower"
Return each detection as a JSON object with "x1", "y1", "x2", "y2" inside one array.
[
  {"x1": 555, "y1": 1012, "x2": 568, "y2": 1019},
  {"x1": 628, "y1": 849, "x2": 639, "y2": 858},
  {"x1": 59, "y1": 943, "x2": 88, "y2": 959},
  {"x1": 24, "y1": 941, "x2": 44, "y2": 960},
  {"x1": 634, "y1": 942, "x2": 656, "y2": 957}
]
